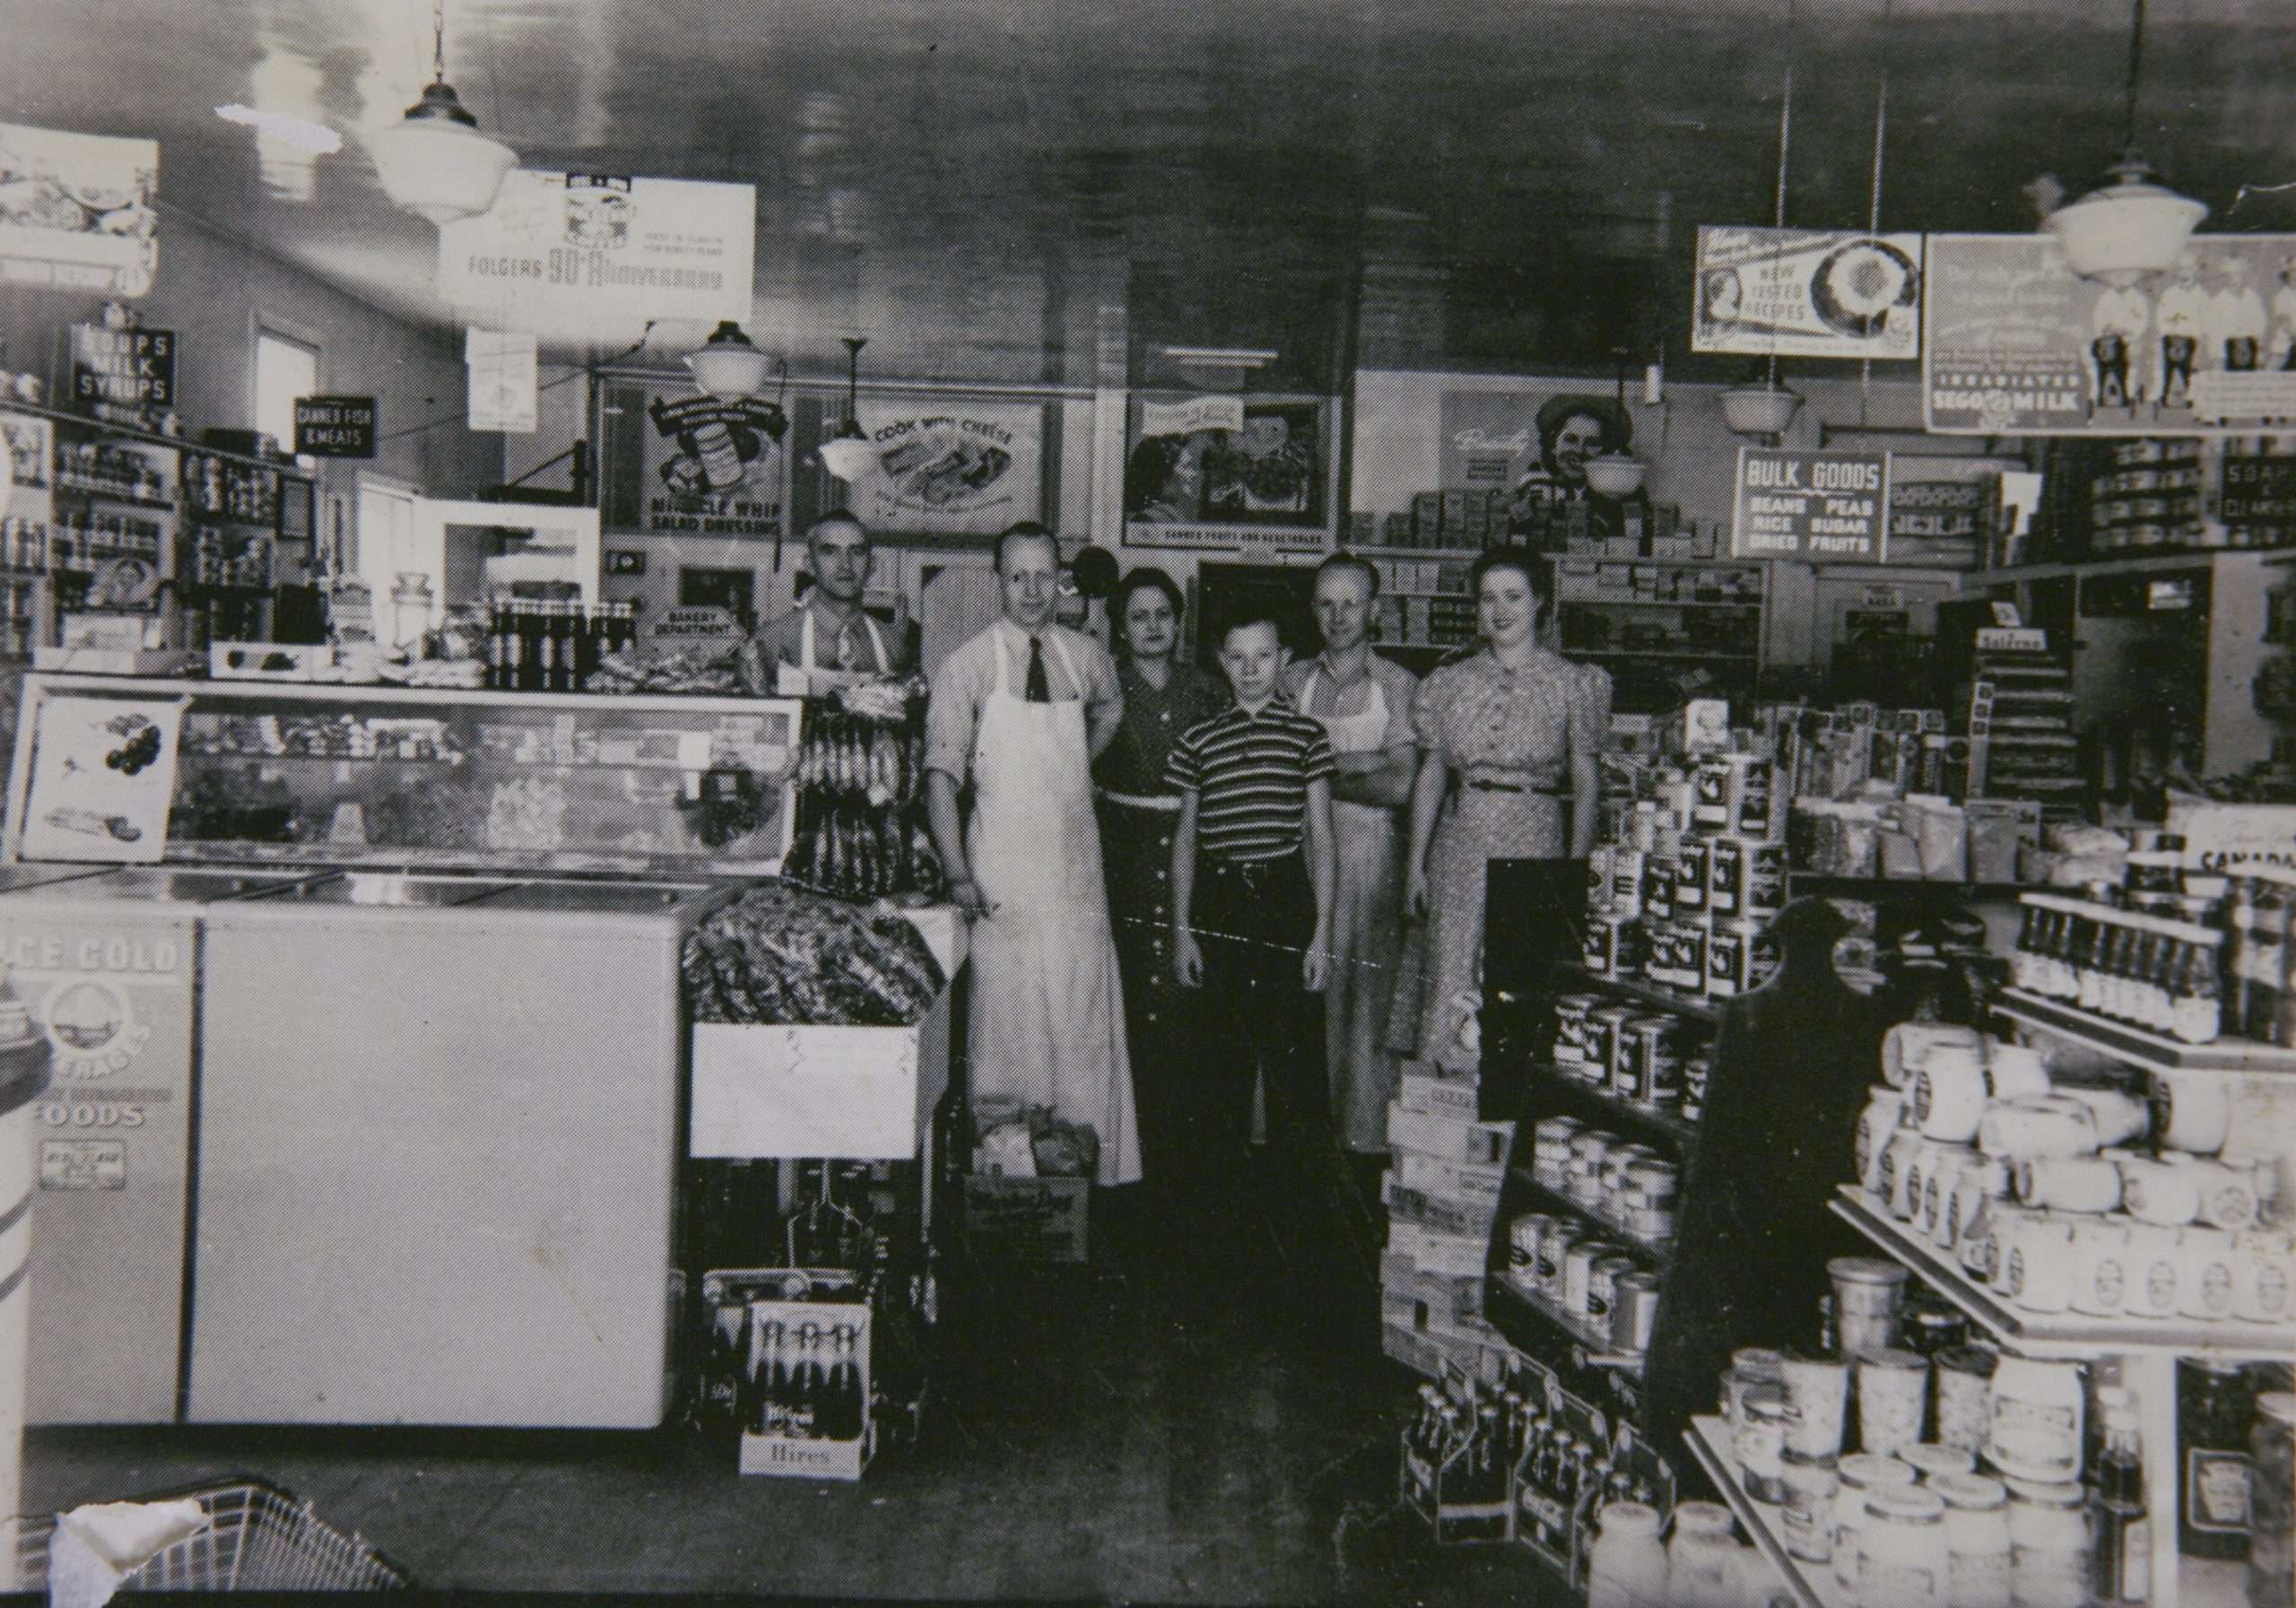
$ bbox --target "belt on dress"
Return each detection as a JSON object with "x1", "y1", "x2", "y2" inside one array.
[
  {"x1": 1466, "y1": 778, "x2": 1570, "y2": 796},
  {"x1": 1100, "y1": 789, "x2": 1182, "y2": 813}
]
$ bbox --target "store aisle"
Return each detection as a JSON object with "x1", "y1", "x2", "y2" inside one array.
[{"x1": 22, "y1": 1165, "x2": 1571, "y2": 1604}]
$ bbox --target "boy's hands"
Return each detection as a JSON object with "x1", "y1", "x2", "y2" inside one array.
[
  {"x1": 1303, "y1": 931, "x2": 1331, "y2": 993},
  {"x1": 1174, "y1": 929, "x2": 1205, "y2": 987}
]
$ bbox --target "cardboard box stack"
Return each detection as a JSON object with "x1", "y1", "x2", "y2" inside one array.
[{"x1": 1379, "y1": 1063, "x2": 1515, "y2": 1385}]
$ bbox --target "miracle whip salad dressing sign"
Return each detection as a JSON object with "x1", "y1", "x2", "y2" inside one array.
[{"x1": 1730, "y1": 447, "x2": 1892, "y2": 563}]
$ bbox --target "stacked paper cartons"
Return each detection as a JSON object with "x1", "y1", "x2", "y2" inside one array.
[{"x1": 1379, "y1": 1063, "x2": 1513, "y2": 1382}]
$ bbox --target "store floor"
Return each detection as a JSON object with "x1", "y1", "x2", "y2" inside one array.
[{"x1": 23, "y1": 1162, "x2": 1574, "y2": 1605}]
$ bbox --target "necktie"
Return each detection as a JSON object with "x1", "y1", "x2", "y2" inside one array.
[{"x1": 1024, "y1": 635, "x2": 1051, "y2": 703}]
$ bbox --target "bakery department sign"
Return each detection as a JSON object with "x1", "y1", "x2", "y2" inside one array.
[
  {"x1": 1692, "y1": 227, "x2": 1923, "y2": 360},
  {"x1": 436, "y1": 171, "x2": 754, "y2": 330}
]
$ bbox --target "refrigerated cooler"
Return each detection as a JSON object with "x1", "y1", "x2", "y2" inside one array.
[{"x1": 0, "y1": 675, "x2": 801, "y2": 1426}]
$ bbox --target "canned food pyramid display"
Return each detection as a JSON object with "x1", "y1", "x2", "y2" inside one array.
[{"x1": 1582, "y1": 734, "x2": 1786, "y2": 1003}]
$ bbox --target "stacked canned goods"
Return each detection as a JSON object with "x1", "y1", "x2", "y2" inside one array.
[
  {"x1": 1527, "y1": 1116, "x2": 1683, "y2": 1248},
  {"x1": 1544, "y1": 995, "x2": 1712, "y2": 1119},
  {"x1": 1583, "y1": 743, "x2": 1786, "y2": 1001}
]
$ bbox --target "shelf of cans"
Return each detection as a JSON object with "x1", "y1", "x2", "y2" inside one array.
[
  {"x1": 1398, "y1": 1348, "x2": 1674, "y2": 1568},
  {"x1": 483, "y1": 598, "x2": 641, "y2": 694},
  {"x1": 180, "y1": 449, "x2": 289, "y2": 528},
  {"x1": 52, "y1": 438, "x2": 171, "y2": 505},
  {"x1": 179, "y1": 525, "x2": 274, "y2": 591}
]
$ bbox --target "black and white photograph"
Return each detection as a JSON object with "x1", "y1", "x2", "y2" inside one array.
[{"x1": 0, "y1": 2, "x2": 2292, "y2": 1605}]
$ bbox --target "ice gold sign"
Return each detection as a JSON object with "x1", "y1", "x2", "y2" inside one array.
[
  {"x1": 1730, "y1": 447, "x2": 1892, "y2": 564},
  {"x1": 0, "y1": 930, "x2": 183, "y2": 977}
]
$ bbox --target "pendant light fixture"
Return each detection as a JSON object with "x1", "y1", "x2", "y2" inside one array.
[
  {"x1": 817, "y1": 337, "x2": 878, "y2": 482},
  {"x1": 1583, "y1": 349, "x2": 1648, "y2": 499},
  {"x1": 683, "y1": 321, "x2": 776, "y2": 404},
  {"x1": 365, "y1": 0, "x2": 517, "y2": 227},
  {"x1": 2045, "y1": 0, "x2": 2206, "y2": 286},
  {"x1": 1722, "y1": 0, "x2": 1806, "y2": 439}
]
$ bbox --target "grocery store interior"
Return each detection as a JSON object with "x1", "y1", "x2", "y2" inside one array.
[{"x1": 2, "y1": 0, "x2": 2296, "y2": 1604}]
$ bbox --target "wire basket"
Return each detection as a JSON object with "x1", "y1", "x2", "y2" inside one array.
[{"x1": 13, "y1": 1478, "x2": 408, "y2": 1592}]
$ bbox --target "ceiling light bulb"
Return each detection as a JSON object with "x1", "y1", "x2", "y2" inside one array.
[
  {"x1": 2046, "y1": 158, "x2": 2208, "y2": 288},
  {"x1": 683, "y1": 321, "x2": 774, "y2": 403},
  {"x1": 365, "y1": 79, "x2": 515, "y2": 227}
]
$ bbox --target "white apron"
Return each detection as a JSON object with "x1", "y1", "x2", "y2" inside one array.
[
  {"x1": 964, "y1": 626, "x2": 1141, "y2": 1186},
  {"x1": 1300, "y1": 665, "x2": 1409, "y2": 1153},
  {"x1": 775, "y1": 607, "x2": 892, "y2": 696}
]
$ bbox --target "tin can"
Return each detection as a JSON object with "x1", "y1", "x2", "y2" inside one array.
[
  {"x1": 1748, "y1": 924, "x2": 1782, "y2": 989},
  {"x1": 1587, "y1": 1005, "x2": 1635, "y2": 1087},
  {"x1": 1585, "y1": 846, "x2": 1613, "y2": 912},
  {"x1": 1587, "y1": 1254, "x2": 1639, "y2": 1325},
  {"x1": 1627, "y1": 803, "x2": 1659, "y2": 853},
  {"x1": 1683, "y1": 1055, "x2": 1712, "y2": 1119},
  {"x1": 1612, "y1": 1269, "x2": 1661, "y2": 1352},
  {"x1": 1638, "y1": 922, "x2": 1674, "y2": 988},
  {"x1": 1692, "y1": 755, "x2": 1735, "y2": 831},
  {"x1": 1624, "y1": 1187, "x2": 1680, "y2": 1243},
  {"x1": 1567, "y1": 1129, "x2": 1614, "y2": 1204},
  {"x1": 1709, "y1": 922, "x2": 1744, "y2": 996},
  {"x1": 1609, "y1": 847, "x2": 1647, "y2": 918},
  {"x1": 1552, "y1": 994, "x2": 1601, "y2": 1069},
  {"x1": 1619, "y1": 1016, "x2": 1670, "y2": 1101},
  {"x1": 1509, "y1": 1213, "x2": 1551, "y2": 1281},
  {"x1": 1644, "y1": 855, "x2": 1677, "y2": 922},
  {"x1": 1581, "y1": 915, "x2": 1623, "y2": 978},
  {"x1": 1739, "y1": 762, "x2": 1776, "y2": 840},
  {"x1": 1532, "y1": 1117, "x2": 1583, "y2": 1187},
  {"x1": 1636, "y1": 1023, "x2": 1685, "y2": 1108},
  {"x1": 1675, "y1": 839, "x2": 1709, "y2": 913},
  {"x1": 1656, "y1": 769, "x2": 1696, "y2": 833},
  {"x1": 1746, "y1": 841, "x2": 1787, "y2": 917},
  {"x1": 1676, "y1": 923, "x2": 1709, "y2": 997},
  {"x1": 1564, "y1": 1237, "x2": 1614, "y2": 1317},
  {"x1": 1709, "y1": 837, "x2": 1746, "y2": 916},
  {"x1": 1600, "y1": 1141, "x2": 1657, "y2": 1209}
]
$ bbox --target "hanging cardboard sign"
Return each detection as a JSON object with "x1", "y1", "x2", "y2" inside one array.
[
  {"x1": 1692, "y1": 227, "x2": 1923, "y2": 360},
  {"x1": 436, "y1": 170, "x2": 754, "y2": 333},
  {"x1": 68, "y1": 324, "x2": 173, "y2": 413},
  {"x1": 19, "y1": 693, "x2": 186, "y2": 864},
  {"x1": 1730, "y1": 447, "x2": 1892, "y2": 562},
  {"x1": 465, "y1": 328, "x2": 537, "y2": 434},
  {"x1": 839, "y1": 401, "x2": 1042, "y2": 536},
  {"x1": 640, "y1": 389, "x2": 787, "y2": 538},
  {"x1": 1924, "y1": 232, "x2": 2296, "y2": 435},
  {"x1": 0, "y1": 123, "x2": 159, "y2": 297},
  {"x1": 1122, "y1": 394, "x2": 1333, "y2": 549},
  {"x1": 291, "y1": 395, "x2": 376, "y2": 458}
]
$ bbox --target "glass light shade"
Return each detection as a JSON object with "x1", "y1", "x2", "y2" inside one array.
[
  {"x1": 818, "y1": 432, "x2": 878, "y2": 482},
  {"x1": 1719, "y1": 385, "x2": 1805, "y2": 437},
  {"x1": 365, "y1": 81, "x2": 516, "y2": 227},
  {"x1": 2046, "y1": 161, "x2": 2208, "y2": 289},
  {"x1": 1583, "y1": 453, "x2": 1647, "y2": 498},
  {"x1": 683, "y1": 322, "x2": 773, "y2": 402}
]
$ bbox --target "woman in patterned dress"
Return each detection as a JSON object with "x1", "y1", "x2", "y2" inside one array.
[
  {"x1": 1094, "y1": 568, "x2": 1231, "y2": 1181},
  {"x1": 1398, "y1": 546, "x2": 1610, "y2": 1065}
]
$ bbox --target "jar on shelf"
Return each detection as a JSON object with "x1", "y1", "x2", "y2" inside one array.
[
  {"x1": 1585, "y1": 1500, "x2": 1667, "y2": 1608},
  {"x1": 1737, "y1": 1386, "x2": 1791, "y2": 1503},
  {"x1": 1835, "y1": 1453, "x2": 1919, "y2": 1592},
  {"x1": 1829, "y1": 1256, "x2": 1910, "y2": 1359},
  {"x1": 2251, "y1": 1392, "x2": 2294, "y2": 1608},
  {"x1": 1932, "y1": 1471, "x2": 2013, "y2": 1608},
  {"x1": 1987, "y1": 1356, "x2": 2085, "y2": 1485},
  {"x1": 1935, "y1": 1347, "x2": 1999, "y2": 1460},
  {"x1": 2181, "y1": 1358, "x2": 2259, "y2": 1563},
  {"x1": 1859, "y1": 1483, "x2": 1948, "y2": 1608},
  {"x1": 1665, "y1": 1501, "x2": 1741, "y2": 1608},
  {"x1": 1857, "y1": 1086, "x2": 1909, "y2": 1194},
  {"x1": 1780, "y1": 1447, "x2": 1840, "y2": 1564},
  {"x1": 2005, "y1": 1476, "x2": 2092, "y2": 1608}
]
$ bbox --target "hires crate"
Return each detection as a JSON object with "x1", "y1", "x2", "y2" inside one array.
[
  {"x1": 700, "y1": 1267, "x2": 876, "y2": 1482},
  {"x1": 961, "y1": 1172, "x2": 1090, "y2": 1262},
  {"x1": 1400, "y1": 1397, "x2": 1511, "y2": 1545}
]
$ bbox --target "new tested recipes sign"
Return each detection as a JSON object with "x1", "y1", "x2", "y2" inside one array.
[
  {"x1": 1693, "y1": 227, "x2": 1923, "y2": 360},
  {"x1": 848, "y1": 402, "x2": 1040, "y2": 535},
  {"x1": 0, "y1": 123, "x2": 159, "y2": 296},
  {"x1": 437, "y1": 172, "x2": 753, "y2": 332},
  {"x1": 1731, "y1": 448, "x2": 1892, "y2": 562}
]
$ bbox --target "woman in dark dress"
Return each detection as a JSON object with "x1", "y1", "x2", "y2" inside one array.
[{"x1": 1094, "y1": 568, "x2": 1229, "y2": 1188}]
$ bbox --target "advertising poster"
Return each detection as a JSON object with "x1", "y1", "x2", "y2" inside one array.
[
  {"x1": 1692, "y1": 227, "x2": 1923, "y2": 360},
  {"x1": 1730, "y1": 447, "x2": 1892, "y2": 562},
  {"x1": 465, "y1": 327, "x2": 537, "y2": 433},
  {"x1": 19, "y1": 694, "x2": 186, "y2": 864},
  {"x1": 640, "y1": 385, "x2": 787, "y2": 539},
  {"x1": 847, "y1": 401, "x2": 1041, "y2": 535},
  {"x1": 1925, "y1": 233, "x2": 2296, "y2": 435},
  {"x1": 437, "y1": 171, "x2": 754, "y2": 331},
  {"x1": 1123, "y1": 395, "x2": 1330, "y2": 550},
  {"x1": 0, "y1": 123, "x2": 159, "y2": 297}
]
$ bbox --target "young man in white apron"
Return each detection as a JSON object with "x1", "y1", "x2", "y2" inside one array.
[
  {"x1": 744, "y1": 513, "x2": 907, "y2": 696},
  {"x1": 1283, "y1": 556, "x2": 1418, "y2": 1202},
  {"x1": 924, "y1": 525, "x2": 1141, "y2": 1191}
]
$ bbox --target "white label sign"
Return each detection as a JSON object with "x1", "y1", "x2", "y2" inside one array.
[
  {"x1": 1141, "y1": 395, "x2": 1246, "y2": 439},
  {"x1": 466, "y1": 328, "x2": 537, "y2": 434}
]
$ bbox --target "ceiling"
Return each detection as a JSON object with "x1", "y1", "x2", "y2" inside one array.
[{"x1": 6, "y1": 0, "x2": 2296, "y2": 387}]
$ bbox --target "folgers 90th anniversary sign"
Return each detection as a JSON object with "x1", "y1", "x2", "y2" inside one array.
[{"x1": 1730, "y1": 448, "x2": 1892, "y2": 563}]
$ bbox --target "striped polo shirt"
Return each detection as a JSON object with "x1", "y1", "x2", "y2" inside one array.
[{"x1": 1167, "y1": 692, "x2": 1336, "y2": 864}]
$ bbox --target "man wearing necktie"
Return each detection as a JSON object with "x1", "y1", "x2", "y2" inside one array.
[{"x1": 926, "y1": 523, "x2": 1141, "y2": 1190}]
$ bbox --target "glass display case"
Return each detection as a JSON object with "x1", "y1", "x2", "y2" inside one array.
[{"x1": 1, "y1": 674, "x2": 802, "y2": 876}]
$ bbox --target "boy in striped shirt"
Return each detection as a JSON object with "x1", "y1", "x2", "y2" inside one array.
[{"x1": 1169, "y1": 611, "x2": 1337, "y2": 1212}]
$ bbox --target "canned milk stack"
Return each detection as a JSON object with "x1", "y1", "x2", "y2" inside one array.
[{"x1": 1583, "y1": 746, "x2": 1786, "y2": 1001}]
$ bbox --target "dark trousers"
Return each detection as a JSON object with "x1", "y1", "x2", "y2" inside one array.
[{"x1": 1187, "y1": 852, "x2": 1331, "y2": 1196}]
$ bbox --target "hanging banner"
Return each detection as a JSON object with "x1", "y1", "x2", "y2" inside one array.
[
  {"x1": 19, "y1": 694, "x2": 186, "y2": 864},
  {"x1": 465, "y1": 328, "x2": 537, "y2": 434},
  {"x1": 0, "y1": 124, "x2": 159, "y2": 297},
  {"x1": 1692, "y1": 227, "x2": 1923, "y2": 360},
  {"x1": 640, "y1": 387, "x2": 787, "y2": 538},
  {"x1": 1123, "y1": 395, "x2": 1332, "y2": 550},
  {"x1": 436, "y1": 171, "x2": 753, "y2": 332},
  {"x1": 1925, "y1": 232, "x2": 2296, "y2": 435},
  {"x1": 1140, "y1": 395, "x2": 1246, "y2": 439},
  {"x1": 1730, "y1": 447, "x2": 1892, "y2": 562},
  {"x1": 846, "y1": 400, "x2": 1041, "y2": 535}
]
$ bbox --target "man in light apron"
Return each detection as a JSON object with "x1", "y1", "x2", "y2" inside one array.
[
  {"x1": 744, "y1": 513, "x2": 907, "y2": 695},
  {"x1": 1283, "y1": 556, "x2": 1418, "y2": 1175},
  {"x1": 924, "y1": 524, "x2": 1141, "y2": 1189}
]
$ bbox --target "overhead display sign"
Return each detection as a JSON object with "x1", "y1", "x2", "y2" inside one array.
[
  {"x1": 436, "y1": 171, "x2": 754, "y2": 331},
  {"x1": 1123, "y1": 394, "x2": 1333, "y2": 551},
  {"x1": 1924, "y1": 232, "x2": 2296, "y2": 435},
  {"x1": 291, "y1": 395, "x2": 376, "y2": 458},
  {"x1": 0, "y1": 123, "x2": 159, "y2": 297},
  {"x1": 1730, "y1": 447, "x2": 1892, "y2": 563},
  {"x1": 640, "y1": 387, "x2": 787, "y2": 539},
  {"x1": 1692, "y1": 227, "x2": 1924, "y2": 360},
  {"x1": 67, "y1": 324, "x2": 173, "y2": 415},
  {"x1": 465, "y1": 328, "x2": 537, "y2": 434},
  {"x1": 845, "y1": 400, "x2": 1041, "y2": 535}
]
